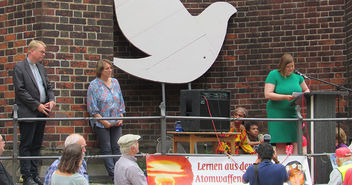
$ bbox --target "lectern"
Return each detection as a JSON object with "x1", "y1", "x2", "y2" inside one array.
[{"x1": 305, "y1": 91, "x2": 348, "y2": 184}]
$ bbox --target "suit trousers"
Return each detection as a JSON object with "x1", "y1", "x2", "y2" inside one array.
[
  {"x1": 95, "y1": 126, "x2": 122, "y2": 178},
  {"x1": 19, "y1": 121, "x2": 46, "y2": 179}
]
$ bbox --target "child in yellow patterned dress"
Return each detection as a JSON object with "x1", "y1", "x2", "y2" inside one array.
[{"x1": 217, "y1": 107, "x2": 255, "y2": 154}]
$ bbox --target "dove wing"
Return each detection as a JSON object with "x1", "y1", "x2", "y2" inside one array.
[
  {"x1": 114, "y1": 34, "x2": 217, "y2": 84},
  {"x1": 115, "y1": 0, "x2": 203, "y2": 57}
]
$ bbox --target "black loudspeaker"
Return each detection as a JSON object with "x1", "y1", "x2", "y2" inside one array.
[{"x1": 180, "y1": 90, "x2": 230, "y2": 132}]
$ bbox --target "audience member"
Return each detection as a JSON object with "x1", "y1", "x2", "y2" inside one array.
[
  {"x1": 13, "y1": 40, "x2": 56, "y2": 185},
  {"x1": 87, "y1": 59, "x2": 125, "y2": 179},
  {"x1": 328, "y1": 147, "x2": 352, "y2": 185},
  {"x1": 44, "y1": 134, "x2": 88, "y2": 185},
  {"x1": 114, "y1": 134, "x2": 147, "y2": 185},
  {"x1": 0, "y1": 135, "x2": 14, "y2": 185},
  {"x1": 50, "y1": 144, "x2": 88, "y2": 185},
  {"x1": 336, "y1": 126, "x2": 348, "y2": 149},
  {"x1": 264, "y1": 53, "x2": 310, "y2": 155},
  {"x1": 243, "y1": 143, "x2": 288, "y2": 185},
  {"x1": 343, "y1": 168, "x2": 352, "y2": 185}
]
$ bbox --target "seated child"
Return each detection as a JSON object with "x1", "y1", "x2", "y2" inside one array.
[{"x1": 245, "y1": 121, "x2": 264, "y2": 150}]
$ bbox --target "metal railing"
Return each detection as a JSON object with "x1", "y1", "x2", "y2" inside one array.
[{"x1": 1, "y1": 104, "x2": 350, "y2": 183}]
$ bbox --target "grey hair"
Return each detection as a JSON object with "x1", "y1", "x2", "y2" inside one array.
[
  {"x1": 64, "y1": 134, "x2": 84, "y2": 147},
  {"x1": 120, "y1": 142, "x2": 137, "y2": 154}
]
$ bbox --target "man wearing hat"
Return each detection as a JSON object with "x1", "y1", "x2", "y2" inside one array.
[
  {"x1": 328, "y1": 147, "x2": 352, "y2": 185},
  {"x1": 114, "y1": 134, "x2": 147, "y2": 185}
]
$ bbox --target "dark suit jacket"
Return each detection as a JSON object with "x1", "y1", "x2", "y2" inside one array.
[
  {"x1": 13, "y1": 59, "x2": 55, "y2": 118},
  {"x1": 0, "y1": 162, "x2": 13, "y2": 185}
]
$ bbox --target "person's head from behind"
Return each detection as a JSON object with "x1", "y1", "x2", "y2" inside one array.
[
  {"x1": 257, "y1": 143, "x2": 274, "y2": 160},
  {"x1": 245, "y1": 122, "x2": 259, "y2": 138},
  {"x1": 335, "y1": 147, "x2": 352, "y2": 167},
  {"x1": 278, "y1": 53, "x2": 294, "y2": 77},
  {"x1": 118, "y1": 134, "x2": 141, "y2": 156},
  {"x1": 58, "y1": 144, "x2": 83, "y2": 174},
  {"x1": 64, "y1": 134, "x2": 86, "y2": 153},
  {"x1": 336, "y1": 127, "x2": 347, "y2": 147},
  {"x1": 96, "y1": 59, "x2": 113, "y2": 78}
]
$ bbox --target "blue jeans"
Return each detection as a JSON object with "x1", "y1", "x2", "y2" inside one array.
[{"x1": 95, "y1": 126, "x2": 122, "y2": 177}]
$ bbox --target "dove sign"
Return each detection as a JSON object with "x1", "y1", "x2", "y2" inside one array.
[{"x1": 113, "y1": 0, "x2": 237, "y2": 84}]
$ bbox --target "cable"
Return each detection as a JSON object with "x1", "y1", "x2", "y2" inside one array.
[{"x1": 202, "y1": 95, "x2": 221, "y2": 146}]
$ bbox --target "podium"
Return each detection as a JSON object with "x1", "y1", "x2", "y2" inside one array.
[{"x1": 304, "y1": 91, "x2": 348, "y2": 184}]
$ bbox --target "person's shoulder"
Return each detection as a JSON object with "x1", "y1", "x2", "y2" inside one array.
[
  {"x1": 111, "y1": 78, "x2": 121, "y2": 84},
  {"x1": 71, "y1": 173, "x2": 88, "y2": 184},
  {"x1": 72, "y1": 173, "x2": 85, "y2": 178},
  {"x1": 273, "y1": 163, "x2": 287, "y2": 172},
  {"x1": 88, "y1": 78, "x2": 100, "y2": 86},
  {"x1": 50, "y1": 158, "x2": 61, "y2": 167},
  {"x1": 268, "y1": 69, "x2": 280, "y2": 75},
  {"x1": 266, "y1": 69, "x2": 280, "y2": 79},
  {"x1": 14, "y1": 60, "x2": 26, "y2": 68},
  {"x1": 245, "y1": 164, "x2": 255, "y2": 171}
]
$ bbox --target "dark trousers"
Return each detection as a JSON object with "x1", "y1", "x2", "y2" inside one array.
[
  {"x1": 95, "y1": 126, "x2": 122, "y2": 177},
  {"x1": 19, "y1": 121, "x2": 46, "y2": 179}
]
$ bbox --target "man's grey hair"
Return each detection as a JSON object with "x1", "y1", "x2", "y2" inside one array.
[
  {"x1": 64, "y1": 134, "x2": 84, "y2": 147},
  {"x1": 120, "y1": 142, "x2": 137, "y2": 154}
]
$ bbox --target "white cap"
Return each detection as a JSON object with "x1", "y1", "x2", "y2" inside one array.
[{"x1": 118, "y1": 134, "x2": 141, "y2": 149}]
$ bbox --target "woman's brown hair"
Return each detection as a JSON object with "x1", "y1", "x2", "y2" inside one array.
[
  {"x1": 96, "y1": 59, "x2": 113, "y2": 78},
  {"x1": 58, "y1": 143, "x2": 83, "y2": 174},
  {"x1": 278, "y1": 53, "x2": 294, "y2": 77}
]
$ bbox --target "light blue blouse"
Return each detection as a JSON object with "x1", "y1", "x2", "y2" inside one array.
[{"x1": 87, "y1": 78, "x2": 125, "y2": 128}]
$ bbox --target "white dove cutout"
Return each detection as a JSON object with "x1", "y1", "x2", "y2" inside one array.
[{"x1": 113, "y1": 0, "x2": 237, "y2": 84}]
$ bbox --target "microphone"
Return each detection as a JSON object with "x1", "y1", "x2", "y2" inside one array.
[{"x1": 294, "y1": 70, "x2": 309, "y2": 79}]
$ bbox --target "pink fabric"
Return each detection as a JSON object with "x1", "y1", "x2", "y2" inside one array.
[
  {"x1": 302, "y1": 136, "x2": 307, "y2": 147},
  {"x1": 343, "y1": 168, "x2": 352, "y2": 185}
]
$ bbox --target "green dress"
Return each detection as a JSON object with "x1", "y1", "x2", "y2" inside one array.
[{"x1": 265, "y1": 69, "x2": 304, "y2": 143}]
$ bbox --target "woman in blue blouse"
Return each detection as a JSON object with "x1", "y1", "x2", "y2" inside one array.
[{"x1": 87, "y1": 59, "x2": 125, "y2": 179}]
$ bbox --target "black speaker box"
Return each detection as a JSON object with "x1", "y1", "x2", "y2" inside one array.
[{"x1": 180, "y1": 89, "x2": 230, "y2": 132}]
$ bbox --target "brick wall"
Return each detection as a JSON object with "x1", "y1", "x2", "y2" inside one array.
[
  {"x1": 347, "y1": 0, "x2": 352, "y2": 111},
  {"x1": 0, "y1": 0, "x2": 350, "y2": 154},
  {"x1": 0, "y1": 0, "x2": 114, "y2": 148},
  {"x1": 116, "y1": 0, "x2": 349, "y2": 150}
]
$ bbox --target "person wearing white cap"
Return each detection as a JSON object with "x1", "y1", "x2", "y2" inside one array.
[{"x1": 114, "y1": 134, "x2": 147, "y2": 185}]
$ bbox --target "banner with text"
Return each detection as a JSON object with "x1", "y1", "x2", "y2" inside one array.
[{"x1": 146, "y1": 155, "x2": 311, "y2": 185}]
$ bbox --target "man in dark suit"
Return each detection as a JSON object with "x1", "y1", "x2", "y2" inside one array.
[{"x1": 13, "y1": 40, "x2": 56, "y2": 185}]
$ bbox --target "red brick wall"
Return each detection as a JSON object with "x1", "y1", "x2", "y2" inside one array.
[
  {"x1": 0, "y1": 0, "x2": 350, "y2": 152},
  {"x1": 0, "y1": 0, "x2": 114, "y2": 148},
  {"x1": 346, "y1": 0, "x2": 352, "y2": 136}
]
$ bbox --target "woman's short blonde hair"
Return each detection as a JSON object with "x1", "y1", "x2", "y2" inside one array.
[
  {"x1": 28, "y1": 40, "x2": 46, "y2": 53},
  {"x1": 278, "y1": 53, "x2": 294, "y2": 77},
  {"x1": 96, "y1": 59, "x2": 113, "y2": 78}
]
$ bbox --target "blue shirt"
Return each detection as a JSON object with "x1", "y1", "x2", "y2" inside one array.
[
  {"x1": 243, "y1": 160, "x2": 288, "y2": 185},
  {"x1": 87, "y1": 78, "x2": 125, "y2": 128},
  {"x1": 27, "y1": 59, "x2": 46, "y2": 103},
  {"x1": 44, "y1": 158, "x2": 88, "y2": 185}
]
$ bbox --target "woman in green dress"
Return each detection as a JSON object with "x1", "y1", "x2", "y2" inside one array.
[{"x1": 264, "y1": 53, "x2": 310, "y2": 154}]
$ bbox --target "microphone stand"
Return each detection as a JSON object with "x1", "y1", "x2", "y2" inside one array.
[{"x1": 302, "y1": 73, "x2": 352, "y2": 93}]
